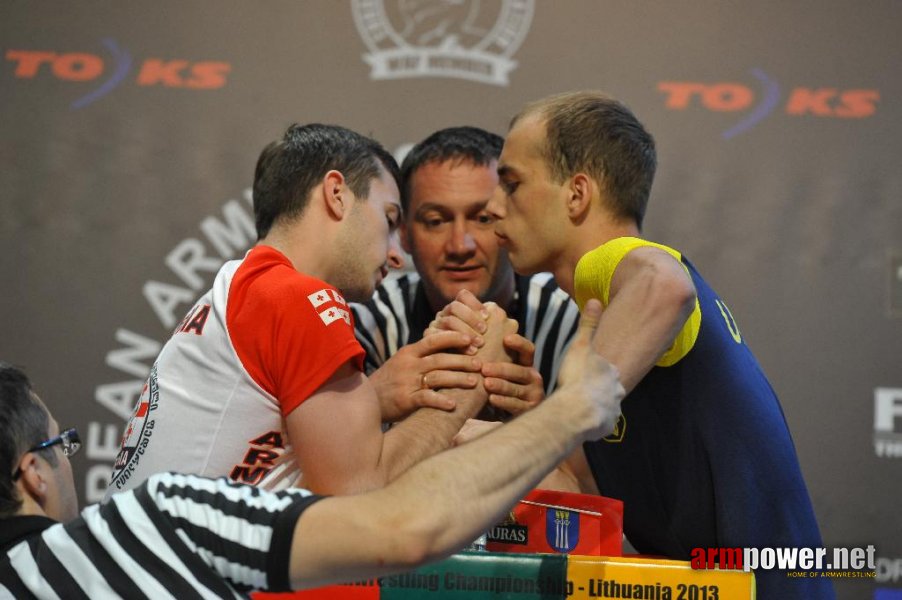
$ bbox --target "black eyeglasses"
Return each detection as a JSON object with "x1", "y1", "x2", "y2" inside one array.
[{"x1": 11, "y1": 428, "x2": 81, "y2": 481}]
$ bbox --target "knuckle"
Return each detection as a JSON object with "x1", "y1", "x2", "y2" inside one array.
[{"x1": 453, "y1": 372, "x2": 471, "y2": 386}]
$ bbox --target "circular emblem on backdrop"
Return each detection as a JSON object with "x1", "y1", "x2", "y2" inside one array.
[{"x1": 351, "y1": 0, "x2": 534, "y2": 86}]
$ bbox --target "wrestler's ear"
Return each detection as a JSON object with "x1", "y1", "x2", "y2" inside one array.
[
  {"x1": 323, "y1": 170, "x2": 348, "y2": 221},
  {"x1": 566, "y1": 172, "x2": 593, "y2": 220}
]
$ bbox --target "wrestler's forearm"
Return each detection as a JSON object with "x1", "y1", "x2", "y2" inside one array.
[
  {"x1": 378, "y1": 384, "x2": 488, "y2": 482},
  {"x1": 290, "y1": 301, "x2": 624, "y2": 588},
  {"x1": 290, "y1": 386, "x2": 595, "y2": 589},
  {"x1": 377, "y1": 307, "x2": 515, "y2": 481},
  {"x1": 395, "y1": 388, "x2": 590, "y2": 556}
]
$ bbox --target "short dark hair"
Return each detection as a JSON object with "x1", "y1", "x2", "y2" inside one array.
[
  {"x1": 0, "y1": 362, "x2": 55, "y2": 517},
  {"x1": 399, "y1": 126, "x2": 503, "y2": 213},
  {"x1": 252, "y1": 123, "x2": 401, "y2": 239},
  {"x1": 512, "y1": 91, "x2": 657, "y2": 229}
]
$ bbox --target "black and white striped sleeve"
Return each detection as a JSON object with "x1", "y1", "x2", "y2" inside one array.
[
  {"x1": 139, "y1": 473, "x2": 322, "y2": 593},
  {"x1": 351, "y1": 274, "x2": 418, "y2": 374},
  {"x1": 0, "y1": 473, "x2": 323, "y2": 599}
]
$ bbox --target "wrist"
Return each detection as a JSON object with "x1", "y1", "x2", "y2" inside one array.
[
  {"x1": 439, "y1": 377, "x2": 489, "y2": 420},
  {"x1": 541, "y1": 386, "x2": 599, "y2": 443}
]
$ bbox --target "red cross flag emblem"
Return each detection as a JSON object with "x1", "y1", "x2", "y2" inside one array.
[{"x1": 307, "y1": 288, "x2": 351, "y2": 326}]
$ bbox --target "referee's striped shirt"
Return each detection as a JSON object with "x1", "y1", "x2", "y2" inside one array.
[
  {"x1": 351, "y1": 272, "x2": 581, "y2": 396},
  {"x1": 0, "y1": 472, "x2": 322, "y2": 599}
]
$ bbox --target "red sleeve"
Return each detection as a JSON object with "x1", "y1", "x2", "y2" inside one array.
[{"x1": 227, "y1": 248, "x2": 365, "y2": 416}]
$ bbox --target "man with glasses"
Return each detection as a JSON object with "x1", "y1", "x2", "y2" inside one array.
[
  {"x1": 10, "y1": 428, "x2": 81, "y2": 481},
  {"x1": 1, "y1": 301, "x2": 624, "y2": 596},
  {"x1": 4, "y1": 421, "x2": 80, "y2": 525}
]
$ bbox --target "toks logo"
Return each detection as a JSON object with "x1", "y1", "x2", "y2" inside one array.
[
  {"x1": 5, "y1": 38, "x2": 231, "y2": 109},
  {"x1": 658, "y1": 68, "x2": 879, "y2": 139}
]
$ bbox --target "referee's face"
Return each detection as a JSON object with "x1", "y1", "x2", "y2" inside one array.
[
  {"x1": 402, "y1": 159, "x2": 514, "y2": 311},
  {"x1": 33, "y1": 400, "x2": 79, "y2": 523}
]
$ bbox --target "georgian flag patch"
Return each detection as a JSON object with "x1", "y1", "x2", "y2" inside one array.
[{"x1": 307, "y1": 288, "x2": 351, "y2": 326}]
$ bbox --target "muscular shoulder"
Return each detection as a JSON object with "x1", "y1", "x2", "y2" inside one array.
[
  {"x1": 574, "y1": 237, "x2": 684, "y2": 310},
  {"x1": 232, "y1": 246, "x2": 342, "y2": 310},
  {"x1": 582, "y1": 238, "x2": 700, "y2": 368}
]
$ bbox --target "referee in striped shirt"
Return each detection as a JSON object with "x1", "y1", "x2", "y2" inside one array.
[
  {"x1": 1, "y1": 302, "x2": 624, "y2": 598},
  {"x1": 352, "y1": 127, "x2": 580, "y2": 423}
]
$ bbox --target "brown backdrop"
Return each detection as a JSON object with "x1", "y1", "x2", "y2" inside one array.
[{"x1": 2, "y1": 2, "x2": 900, "y2": 597}]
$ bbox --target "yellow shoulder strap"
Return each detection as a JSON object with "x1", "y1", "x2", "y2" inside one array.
[{"x1": 573, "y1": 237, "x2": 701, "y2": 367}]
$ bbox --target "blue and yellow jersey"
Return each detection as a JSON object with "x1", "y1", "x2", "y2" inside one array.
[{"x1": 577, "y1": 239, "x2": 831, "y2": 599}]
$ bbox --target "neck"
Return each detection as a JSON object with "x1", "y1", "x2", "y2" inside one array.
[
  {"x1": 258, "y1": 219, "x2": 333, "y2": 281},
  {"x1": 552, "y1": 215, "x2": 639, "y2": 297},
  {"x1": 14, "y1": 488, "x2": 48, "y2": 519}
]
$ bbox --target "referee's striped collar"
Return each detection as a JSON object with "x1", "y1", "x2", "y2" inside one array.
[{"x1": 0, "y1": 516, "x2": 56, "y2": 553}]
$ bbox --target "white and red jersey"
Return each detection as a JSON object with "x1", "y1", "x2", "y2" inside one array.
[{"x1": 105, "y1": 245, "x2": 365, "y2": 499}]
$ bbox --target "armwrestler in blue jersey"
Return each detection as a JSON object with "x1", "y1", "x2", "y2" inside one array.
[{"x1": 482, "y1": 91, "x2": 834, "y2": 600}]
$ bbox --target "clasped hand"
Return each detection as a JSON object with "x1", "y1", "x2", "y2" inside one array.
[{"x1": 371, "y1": 290, "x2": 544, "y2": 421}]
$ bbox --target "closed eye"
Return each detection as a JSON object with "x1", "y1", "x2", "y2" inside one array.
[
  {"x1": 417, "y1": 213, "x2": 449, "y2": 229},
  {"x1": 502, "y1": 180, "x2": 519, "y2": 195},
  {"x1": 385, "y1": 204, "x2": 402, "y2": 231}
]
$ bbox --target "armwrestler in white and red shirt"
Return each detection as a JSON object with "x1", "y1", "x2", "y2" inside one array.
[{"x1": 106, "y1": 124, "x2": 516, "y2": 499}]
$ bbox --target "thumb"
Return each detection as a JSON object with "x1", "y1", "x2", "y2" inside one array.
[{"x1": 575, "y1": 298, "x2": 603, "y2": 343}]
